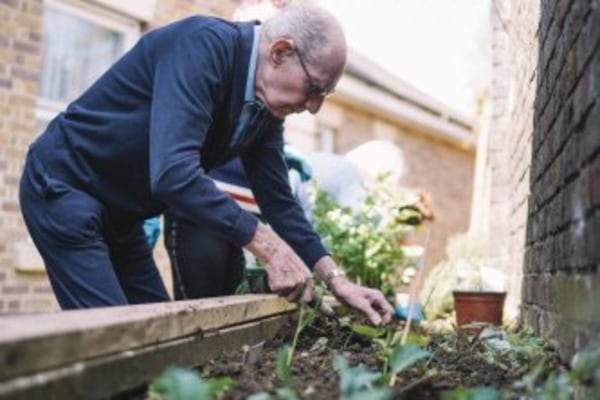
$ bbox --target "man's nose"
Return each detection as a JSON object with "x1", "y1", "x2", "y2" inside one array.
[{"x1": 305, "y1": 96, "x2": 325, "y2": 114}]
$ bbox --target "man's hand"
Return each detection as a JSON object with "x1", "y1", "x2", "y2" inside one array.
[
  {"x1": 314, "y1": 256, "x2": 394, "y2": 326},
  {"x1": 245, "y1": 222, "x2": 313, "y2": 303}
]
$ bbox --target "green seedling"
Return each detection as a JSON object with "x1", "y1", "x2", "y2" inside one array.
[
  {"x1": 480, "y1": 326, "x2": 545, "y2": 373},
  {"x1": 248, "y1": 301, "x2": 320, "y2": 400},
  {"x1": 148, "y1": 366, "x2": 232, "y2": 400},
  {"x1": 332, "y1": 354, "x2": 391, "y2": 400},
  {"x1": 287, "y1": 299, "x2": 320, "y2": 366},
  {"x1": 351, "y1": 323, "x2": 430, "y2": 386},
  {"x1": 246, "y1": 346, "x2": 300, "y2": 400}
]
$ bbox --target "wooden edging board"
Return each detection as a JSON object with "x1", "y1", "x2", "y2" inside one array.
[
  {"x1": 0, "y1": 314, "x2": 288, "y2": 399},
  {"x1": 0, "y1": 294, "x2": 295, "y2": 381}
]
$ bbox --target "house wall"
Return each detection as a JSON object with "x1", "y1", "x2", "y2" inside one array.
[
  {"x1": 486, "y1": 0, "x2": 539, "y2": 323},
  {"x1": 0, "y1": 0, "x2": 49, "y2": 312},
  {"x1": 491, "y1": 0, "x2": 600, "y2": 360}
]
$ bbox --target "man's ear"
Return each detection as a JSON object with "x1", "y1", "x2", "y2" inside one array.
[{"x1": 269, "y1": 39, "x2": 294, "y2": 66}]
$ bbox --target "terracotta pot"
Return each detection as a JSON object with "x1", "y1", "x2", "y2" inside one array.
[{"x1": 452, "y1": 291, "x2": 506, "y2": 326}]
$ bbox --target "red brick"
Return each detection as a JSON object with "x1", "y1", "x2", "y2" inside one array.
[
  {"x1": 2, "y1": 284, "x2": 28, "y2": 294},
  {"x1": 33, "y1": 285, "x2": 52, "y2": 294},
  {"x1": 0, "y1": 0, "x2": 19, "y2": 8},
  {"x1": 7, "y1": 299, "x2": 20, "y2": 310}
]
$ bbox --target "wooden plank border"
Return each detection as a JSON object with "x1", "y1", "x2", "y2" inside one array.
[
  {"x1": 0, "y1": 314, "x2": 288, "y2": 399},
  {"x1": 0, "y1": 295, "x2": 295, "y2": 380}
]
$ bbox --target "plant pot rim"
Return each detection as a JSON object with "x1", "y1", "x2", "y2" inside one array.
[{"x1": 452, "y1": 290, "x2": 507, "y2": 295}]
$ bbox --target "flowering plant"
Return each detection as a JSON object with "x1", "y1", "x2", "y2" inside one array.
[{"x1": 312, "y1": 174, "x2": 424, "y2": 293}]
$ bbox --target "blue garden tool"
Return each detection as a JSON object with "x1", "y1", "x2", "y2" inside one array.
[{"x1": 395, "y1": 300, "x2": 425, "y2": 322}]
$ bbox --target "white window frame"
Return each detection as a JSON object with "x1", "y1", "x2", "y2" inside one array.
[{"x1": 36, "y1": 0, "x2": 140, "y2": 124}]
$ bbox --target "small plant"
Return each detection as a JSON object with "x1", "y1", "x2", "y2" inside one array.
[
  {"x1": 332, "y1": 354, "x2": 391, "y2": 400},
  {"x1": 148, "y1": 366, "x2": 232, "y2": 400},
  {"x1": 248, "y1": 300, "x2": 321, "y2": 400},
  {"x1": 287, "y1": 290, "x2": 328, "y2": 366},
  {"x1": 444, "y1": 334, "x2": 600, "y2": 399},
  {"x1": 312, "y1": 174, "x2": 422, "y2": 292},
  {"x1": 480, "y1": 326, "x2": 546, "y2": 374},
  {"x1": 351, "y1": 323, "x2": 430, "y2": 386}
]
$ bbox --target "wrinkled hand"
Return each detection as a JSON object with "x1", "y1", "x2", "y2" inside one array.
[
  {"x1": 329, "y1": 277, "x2": 394, "y2": 325},
  {"x1": 245, "y1": 223, "x2": 313, "y2": 303},
  {"x1": 314, "y1": 256, "x2": 393, "y2": 325}
]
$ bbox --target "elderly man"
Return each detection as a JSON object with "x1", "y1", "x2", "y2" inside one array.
[{"x1": 19, "y1": 5, "x2": 393, "y2": 325}]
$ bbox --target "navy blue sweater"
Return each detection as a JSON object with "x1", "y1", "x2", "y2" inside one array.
[{"x1": 29, "y1": 16, "x2": 328, "y2": 268}]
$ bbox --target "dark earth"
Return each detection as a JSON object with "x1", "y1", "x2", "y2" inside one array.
[
  {"x1": 202, "y1": 314, "x2": 534, "y2": 399},
  {"x1": 116, "y1": 312, "x2": 563, "y2": 399}
]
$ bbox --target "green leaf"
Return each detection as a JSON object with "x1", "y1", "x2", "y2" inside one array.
[
  {"x1": 276, "y1": 387, "x2": 300, "y2": 400},
  {"x1": 405, "y1": 331, "x2": 430, "y2": 347},
  {"x1": 351, "y1": 324, "x2": 385, "y2": 339},
  {"x1": 333, "y1": 355, "x2": 384, "y2": 398},
  {"x1": 246, "y1": 392, "x2": 271, "y2": 400},
  {"x1": 148, "y1": 367, "x2": 211, "y2": 400},
  {"x1": 207, "y1": 376, "x2": 234, "y2": 398},
  {"x1": 344, "y1": 388, "x2": 391, "y2": 400},
  {"x1": 441, "y1": 387, "x2": 502, "y2": 400},
  {"x1": 275, "y1": 345, "x2": 292, "y2": 386},
  {"x1": 570, "y1": 344, "x2": 600, "y2": 382},
  {"x1": 388, "y1": 344, "x2": 431, "y2": 374},
  {"x1": 537, "y1": 372, "x2": 572, "y2": 400}
]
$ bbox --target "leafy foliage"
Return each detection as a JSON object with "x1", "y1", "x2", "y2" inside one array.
[
  {"x1": 312, "y1": 174, "x2": 422, "y2": 290},
  {"x1": 388, "y1": 343, "x2": 431, "y2": 375},
  {"x1": 276, "y1": 345, "x2": 292, "y2": 386},
  {"x1": 350, "y1": 323, "x2": 430, "y2": 385},
  {"x1": 448, "y1": 330, "x2": 600, "y2": 399},
  {"x1": 480, "y1": 326, "x2": 545, "y2": 371},
  {"x1": 570, "y1": 344, "x2": 600, "y2": 383},
  {"x1": 332, "y1": 355, "x2": 391, "y2": 400},
  {"x1": 148, "y1": 367, "x2": 232, "y2": 400},
  {"x1": 251, "y1": 303, "x2": 321, "y2": 400}
]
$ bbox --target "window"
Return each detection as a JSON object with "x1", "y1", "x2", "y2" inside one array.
[
  {"x1": 317, "y1": 126, "x2": 336, "y2": 152},
  {"x1": 36, "y1": 0, "x2": 140, "y2": 131}
]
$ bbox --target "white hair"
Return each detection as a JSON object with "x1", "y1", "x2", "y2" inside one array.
[{"x1": 262, "y1": 3, "x2": 345, "y2": 65}]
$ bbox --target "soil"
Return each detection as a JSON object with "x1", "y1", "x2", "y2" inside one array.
[{"x1": 202, "y1": 314, "x2": 524, "y2": 400}]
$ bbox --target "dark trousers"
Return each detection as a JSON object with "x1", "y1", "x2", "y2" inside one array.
[
  {"x1": 19, "y1": 152, "x2": 170, "y2": 309},
  {"x1": 163, "y1": 213, "x2": 245, "y2": 300}
]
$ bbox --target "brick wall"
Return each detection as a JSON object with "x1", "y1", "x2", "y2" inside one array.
[
  {"x1": 491, "y1": 0, "x2": 600, "y2": 360},
  {"x1": 0, "y1": 0, "x2": 54, "y2": 312},
  {"x1": 150, "y1": 0, "x2": 239, "y2": 29},
  {"x1": 488, "y1": 0, "x2": 539, "y2": 323}
]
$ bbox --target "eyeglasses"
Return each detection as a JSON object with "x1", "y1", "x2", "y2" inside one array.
[{"x1": 295, "y1": 48, "x2": 333, "y2": 99}]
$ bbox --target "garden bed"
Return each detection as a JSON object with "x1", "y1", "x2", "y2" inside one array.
[
  {"x1": 200, "y1": 314, "x2": 542, "y2": 399},
  {"x1": 142, "y1": 303, "x2": 600, "y2": 400}
]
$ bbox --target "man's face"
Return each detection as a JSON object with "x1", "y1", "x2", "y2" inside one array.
[{"x1": 256, "y1": 40, "x2": 343, "y2": 119}]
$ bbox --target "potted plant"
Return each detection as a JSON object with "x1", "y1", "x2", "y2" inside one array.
[
  {"x1": 452, "y1": 256, "x2": 507, "y2": 327},
  {"x1": 452, "y1": 290, "x2": 506, "y2": 327},
  {"x1": 420, "y1": 234, "x2": 507, "y2": 327}
]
